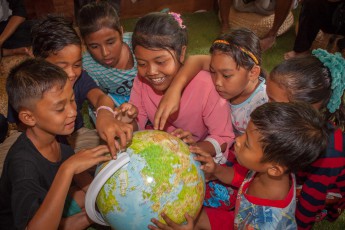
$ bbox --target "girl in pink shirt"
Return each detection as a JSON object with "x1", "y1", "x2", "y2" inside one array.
[{"x1": 128, "y1": 12, "x2": 235, "y2": 163}]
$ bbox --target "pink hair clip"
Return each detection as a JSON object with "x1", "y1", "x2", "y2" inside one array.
[{"x1": 168, "y1": 12, "x2": 186, "y2": 29}]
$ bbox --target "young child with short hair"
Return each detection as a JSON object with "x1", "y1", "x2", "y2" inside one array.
[
  {"x1": 3, "y1": 15, "x2": 132, "y2": 159},
  {"x1": 149, "y1": 102, "x2": 329, "y2": 230},
  {"x1": 267, "y1": 49, "x2": 345, "y2": 229},
  {"x1": 126, "y1": 11, "x2": 235, "y2": 164},
  {"x1": 0, "y1": 59, "x2": 112, "y2": 229}
]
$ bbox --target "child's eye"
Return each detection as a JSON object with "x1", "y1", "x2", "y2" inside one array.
[
  {"x1": 74, "y1": 63, "x2": 82, "y2": 68},
  {"x1": 90, "y1": 45, "x2": 98, "y2": 49},
  {"x1": 223, "y1": 75, "x2": 232, "y2": 79},
  {"x1": 56, "y1": 107, "x2": 65, "y2": 112},
  {"x1": 107, "y1": 41, "x2": 115, "y2": 45},
  {"x1": 137, "y1": 62, "x2": 146, "y2": 67}
]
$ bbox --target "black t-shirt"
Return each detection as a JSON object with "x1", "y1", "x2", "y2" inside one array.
[{"x1": 0, "y1": 133, "x2": 74, "y2": 230}]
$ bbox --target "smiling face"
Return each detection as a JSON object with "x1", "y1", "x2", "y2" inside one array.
[
  {"x1": 84, "y1": 27, "x2": 123, "y2": 68},
  {"x1": 45, "y1": 44, "x2": 82, "y2": 87},
  {"x1": 134, "y1": 45, "x2": 185, "y2": 93},
  {"x1": 30, "y1": 80, "x2": 77, "y2": 136},
  {"x1": 210, "y1": 51, "x2": 256, "y2": 104},
  {"x1": 234, "y1": 121, "x2": 270, "y2": 172}
]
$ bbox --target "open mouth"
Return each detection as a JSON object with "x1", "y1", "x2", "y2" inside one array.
[
  {"x1": 150, "y1": 77, "x2": 166, "y2": 85},
  {"x1": 66, "y1": 120, "x2": 75, "y2": 129},
  {"x1": 103, "y1": 59, "x2": 114, "y2": 65}
]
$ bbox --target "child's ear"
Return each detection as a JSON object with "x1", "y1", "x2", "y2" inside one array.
[
  {"x1": 267, "y1": 164, "x2": 286, "y2": 177},
  {"x1": 179, "y1": 46, "x2": 187, "y2": 63},
  {"x1": 18, "y1": 109, "x2": 36, "y2": 127},
  {"x1": 249, "y1": 65, "x2": 261, "y2": 82}
]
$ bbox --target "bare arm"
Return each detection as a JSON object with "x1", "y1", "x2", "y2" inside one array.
[
  {"x1": 26, "y1": 146, "x2": 111, "y2": 229},
  {"x1": 154, "y1": 55, "x2": 211, "y2": 130},
  {"x1": 195, "y1": 141, "x2": 227, "y2": 157},
  {"x1": 0, "y1": 15, "x2": 25, "y2": 46},
  {"x1": 87, "y1": 88, "x2": 133, "y2": 158},
  {"x1": 191, "y1": 146, "x2": 235, "y2": 185}
]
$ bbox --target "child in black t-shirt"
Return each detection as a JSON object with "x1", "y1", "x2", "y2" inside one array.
[{"x1": 0, "y1": 59, "x2": 112, "y2": 229}]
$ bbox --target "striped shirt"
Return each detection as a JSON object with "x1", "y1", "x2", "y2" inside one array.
[
  {"x1": 82, "y1": 32, "x2": 137, "y2": 96},
  {"x1": 296, "y1": 124, "x2": 345, "y2": 229}
]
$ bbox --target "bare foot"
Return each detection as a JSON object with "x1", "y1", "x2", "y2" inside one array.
[
  {"x1": 284, "y1": 50, "x2": 309, "y2": 60},
  {"x1": 260, "y1": 36, "x2": 276, "y2": 52}
]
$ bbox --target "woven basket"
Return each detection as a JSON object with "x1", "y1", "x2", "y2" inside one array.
[
  {"x1": 228, "y1": 7, "x2": 294, "y2": 38},
  {"x1": 0, "y1": 55, "x2": 30, "y2": 116},
  {"x1": 311, "y1": 30, "x2": 345, "y2": 55},
  {"x1": 0, "y1": 77, "x2": 7, "y2": 116}
]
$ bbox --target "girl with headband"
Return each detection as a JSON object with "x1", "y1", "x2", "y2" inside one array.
[{"x1": 154, "y1": 28, "x2": 268, "y2": 137}]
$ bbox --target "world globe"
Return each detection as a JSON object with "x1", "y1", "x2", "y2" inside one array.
[{"x1": 86, "y1": 130, "x2": 205, "y2": 230}]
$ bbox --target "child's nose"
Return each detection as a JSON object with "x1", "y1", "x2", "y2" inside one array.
[
  {"x1": 66, "y1": 67, "x2": 77, "y2": 80},
  {"x1": 146, "y1": 64, "x2": 158, "y2": 76},
  {"x1": 68, "y1": 101, "x2": 77, "y2": 117},
  {"x1": 101, "y1": 46, "x2": 110, "y2": 57},
  {"x1": 213, "y1": 74, "x2": 222, "y2": 87}
]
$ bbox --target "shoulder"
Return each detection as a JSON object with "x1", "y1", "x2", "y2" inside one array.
[
  {"x1": 7, "y1": 133, "x2": 32, "y2": 158},
  {"x1": 187, "y1": 70, "x2": 213, "y2": 88},
  {"x1": 74, "y1": 71, "x2": 98, "y2": 91},
  {"x1": 59, "y1": 143, "x2": 75, "y2": 160},
  {"x1": 8, "y1": 0, "x2": 27, "y2": 17}
]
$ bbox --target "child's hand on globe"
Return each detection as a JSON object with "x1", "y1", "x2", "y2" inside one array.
[
  {"x1": 190, "y1": 146, "x2": 217, "y2": 175},
  {"x1": 170, "y1": 128, "x2": 196, "y2": 146},
  {"x1": 148, "y1": 212, "x2": 194, "y2": 230},
  {"x1": 115, "y1": 103, "x2": 138, "y2": 124}
]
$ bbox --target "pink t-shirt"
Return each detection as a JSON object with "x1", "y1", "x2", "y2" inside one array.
[{"x1": 129, "y1": 70, "x2": 235, "y2": 163}]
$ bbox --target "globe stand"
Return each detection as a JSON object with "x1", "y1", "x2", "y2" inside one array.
[{"x1": 85, "y1": 152, "x2": 130, "y2": 225}]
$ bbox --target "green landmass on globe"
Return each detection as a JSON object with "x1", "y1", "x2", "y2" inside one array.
[{"x1": 92, "y1": 130, "x2": 205, "y2": 230}]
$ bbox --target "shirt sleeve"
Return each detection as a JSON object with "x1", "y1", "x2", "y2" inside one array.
[
  {"x1": 8, "y1": 0, "x2": 27, "y2": 18},
  {"x1": 296, "y1": 163, "x2": 339, "y2": 229},
  {"x1": 296, "y1": 129, "x2": 344, "y2": 229},
  {"x1": 76, "y1": 71, "x2": 99, "y2": 103},
  {"x1": 202, "y1": 81, "x2": 235, "y2": 149},
  {"x1": 231, "y1": 163, "x2": 248, "y2": 188},
  {"x1": 129, "y1": 76, "x2": 148, "y2": 130}
]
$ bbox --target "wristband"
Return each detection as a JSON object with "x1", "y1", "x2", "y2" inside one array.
[
  {"x1": 96, "y1": 106, "x2": 116, "y2": 118},
  {"x1": 205, "y1": 137, "x2": 225, "y2": 164}
]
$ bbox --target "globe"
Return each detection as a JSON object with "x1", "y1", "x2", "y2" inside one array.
[{"x1": 86, "y1": 130, "x2": 205, "y2": 230}]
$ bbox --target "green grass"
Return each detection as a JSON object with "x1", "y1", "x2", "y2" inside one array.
[{"x1": 121, "y1": 10, "x2": 295, "y2": 72}]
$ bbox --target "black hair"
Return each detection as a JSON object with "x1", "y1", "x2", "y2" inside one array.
[
  {"x1": 6, "y1": 59, "x2": 68, "y2": 112},
  {"x1": 31, "y1": 15, "x2": 81, "y2": 58},
  {"x1": 269, "y1": 55, "x2": 345, "y2": 131},
  {"x1": 78, "y1": 1, "x2": 122, "y2": 39},
  {"x1": 132, "y1": 12, "x2": 188, "y2": 62},
  {"x1": 250, "y1": 102, "x2": 328, "y2": 173},
  {"x1": 210, "y1": 28, "x2": 262, "y2": 73}
]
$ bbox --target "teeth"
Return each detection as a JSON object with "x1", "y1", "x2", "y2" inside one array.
[{"x1": 151, "y1": 77, "x2": 164, "y2": 83}]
